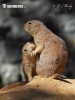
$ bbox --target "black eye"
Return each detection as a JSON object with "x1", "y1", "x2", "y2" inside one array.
[
  {"x1": 24, "y1": 50, "x2": 27, "y2": 52},
  {"x1": 29, "y1": 22, "x2": 32, "y2": 24}
]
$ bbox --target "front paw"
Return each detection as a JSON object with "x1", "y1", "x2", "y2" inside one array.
[{"x1": 31, "y1": 50, "x2": 37, "y2": 56}]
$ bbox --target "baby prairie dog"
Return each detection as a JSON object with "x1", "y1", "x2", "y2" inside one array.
[
  {"x1": 22, "y1": 42, "x2": 38, "y2": 81},
  {"x1": 24, "y1": 20, "x2": 68, "y2": 79}
]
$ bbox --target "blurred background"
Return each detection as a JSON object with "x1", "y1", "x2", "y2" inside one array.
[{"x1": 0, "y1": 0, "x2": 75, "y2": 88}]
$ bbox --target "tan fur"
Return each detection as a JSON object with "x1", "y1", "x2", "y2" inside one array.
[
  {"x1": 24, "y1": 20, "x2": 68, "y2": 78},
  {"x1": 22, "y1": 42, "x2": 38, "y2": 81}
]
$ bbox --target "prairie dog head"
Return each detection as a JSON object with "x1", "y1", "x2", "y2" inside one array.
[
  {"x1": 24, "y1": 20, "x2": 43, "y2": 35},
  {"x1": 22, "y1": 42, "x2": 36, "y2": 54}
]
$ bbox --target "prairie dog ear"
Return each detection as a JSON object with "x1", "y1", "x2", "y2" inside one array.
[
  {"x1": 35, "y1": 23, "x2": 40, "y2": 27},
  {"x1": 27, "y1": 42, "x2": 30, "y2": 43}
]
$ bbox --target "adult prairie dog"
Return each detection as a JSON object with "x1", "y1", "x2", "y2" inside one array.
[{"x1": 24, "y1": 20, "x2": 68, "y2": 78}]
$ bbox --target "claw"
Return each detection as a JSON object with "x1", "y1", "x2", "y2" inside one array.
[{"x1": 31, "y1": 50, "x2": 37, "y2": 56}]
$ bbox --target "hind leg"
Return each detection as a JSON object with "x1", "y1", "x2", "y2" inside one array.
[{"x1": 23, "y1": 63, "x2": 33, "y2": 82}]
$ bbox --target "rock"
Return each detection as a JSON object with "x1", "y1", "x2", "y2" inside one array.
[
  {"x1": 19, "y1": 63, "x2": 26, "y2": 81},
  {"x1": 0, "y1": 77, "x2": 75, "y2": 100},
  {"x1": 0, "y1": 63, "x2": 21, "y2": 87}
]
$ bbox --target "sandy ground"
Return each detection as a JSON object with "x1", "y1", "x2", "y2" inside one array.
[{"x1": 0, "y1": 76, "x2": 75, "y2": 100}]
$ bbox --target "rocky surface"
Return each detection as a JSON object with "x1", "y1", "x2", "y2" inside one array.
[
  {"x1": 0, "y1": 63, "x2": 21, "y2": 87},
  {"x1": 0, "y1": 77, "x2": 75, "y2": 100},
  {"x1": 0, "y1": 0, "x2": 75, "y2": 87}
]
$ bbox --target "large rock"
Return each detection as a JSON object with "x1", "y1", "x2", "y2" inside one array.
[{"x1": 0, "y1": 77, "x2": 75, "y2": 100}]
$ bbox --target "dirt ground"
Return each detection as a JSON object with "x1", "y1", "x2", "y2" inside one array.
[{"x1": 0, "y1": 76, "x2": 75, "y2": 100}]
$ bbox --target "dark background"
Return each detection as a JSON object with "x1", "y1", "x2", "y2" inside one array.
[{"x1": 0, "y1": 0, "x2": 75, "y2": 88}]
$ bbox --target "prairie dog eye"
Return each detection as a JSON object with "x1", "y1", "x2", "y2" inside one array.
[
  {"x1": 29, "y1": 22, "x2": 32, "y2": 24},
  {"x1": 24, "y1": 50, "x2": 27, "y2": 52}
]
